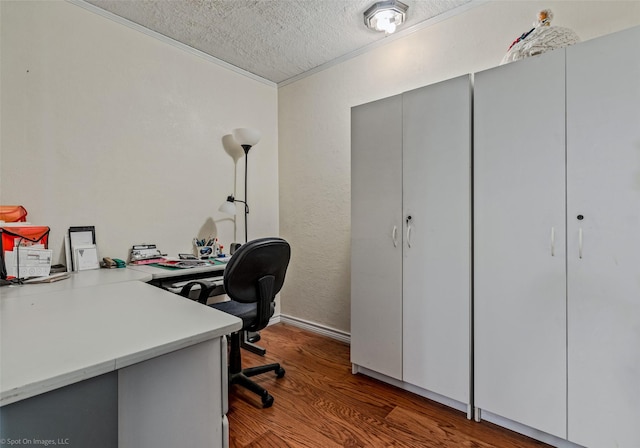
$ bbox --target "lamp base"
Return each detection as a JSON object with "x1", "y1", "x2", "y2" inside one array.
[{"x1": 230, "y1": 242, "x2": 242, "y2": 255}]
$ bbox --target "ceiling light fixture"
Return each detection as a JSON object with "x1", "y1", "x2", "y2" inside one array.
[{"x1": 364, "y1": 0, "x2": 409, "y2": 35}]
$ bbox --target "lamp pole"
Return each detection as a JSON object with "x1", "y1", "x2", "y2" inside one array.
[
  {"x1": 228, "y1": 127, "x2": 261, "y2": 244},
  {"x1": 230, "y1": 129, "x2": 263, "y2": 352},
  {"x1": 241, "y1": 144, "x2": 251, "y2": 243}
]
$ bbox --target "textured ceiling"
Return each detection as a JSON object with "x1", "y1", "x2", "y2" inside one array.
[{"x1": 83, "y1": 0, "x2": 473, "y2": 84}]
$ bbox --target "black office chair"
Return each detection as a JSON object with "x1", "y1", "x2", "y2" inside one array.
[{"x1": 181, "y1": 237, "x2": 290, "y2": 408}]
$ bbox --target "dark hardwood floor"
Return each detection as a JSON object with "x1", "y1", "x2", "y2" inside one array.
[{"x1": 227, "y1": 324, "x2": 551, "y2": 448}]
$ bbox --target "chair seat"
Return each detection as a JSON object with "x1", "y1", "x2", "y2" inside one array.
[{"x1": 211, "y1": 301, "x2": 274, "y2": 329}]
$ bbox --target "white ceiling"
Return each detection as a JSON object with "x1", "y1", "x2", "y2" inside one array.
[{"x1": 82, "y1": 0, "x2": 474, "y2": 84}]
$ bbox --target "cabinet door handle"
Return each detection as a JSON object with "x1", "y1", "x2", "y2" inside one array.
[
  {"x1": 405, "y1": 215, "x2": 413, "y2": 248},
  {"x1": 550, "y1": 227, "x2": 555, "y2": 257},
  {"x1": 392, "y1": 226, "x2": 398, "y2": 248},
  {"x1": 578, "y1": 228, "x2": 583, "y2": 259}
]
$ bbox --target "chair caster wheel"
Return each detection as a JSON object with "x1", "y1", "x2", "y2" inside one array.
[
  {"x1": 262, "y1": 394, "x2": 274, "y2": 408},
  {"x1": 276, "y1": 367, "x2": 286, "y2": 378},
  {"x1": 247, "y1": 331, "x2": 261, "y2": 343}
]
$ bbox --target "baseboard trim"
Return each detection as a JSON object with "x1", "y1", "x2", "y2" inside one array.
[
  {"x1": 477, "y1": 409, "x2": 585, "y2": 448},
  {"x1": 352, "y1": 363, "x2": 469, "y2": 414},
  {"x1": 271, "y1": 314, "x2": 351, "y2": 344}
]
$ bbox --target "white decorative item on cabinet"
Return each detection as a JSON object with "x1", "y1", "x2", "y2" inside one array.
[{"x1": 351, "y1": 75, "x2": 472, "y2": 411}]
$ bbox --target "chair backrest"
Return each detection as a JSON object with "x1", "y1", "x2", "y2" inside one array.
[{"x1": 223, "y1": 237, "x2": 291, "y2": 329}]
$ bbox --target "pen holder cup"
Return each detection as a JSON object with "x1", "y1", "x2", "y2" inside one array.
[{"x1": 194, "y1": 245, "x2": 214, "y2": 259}]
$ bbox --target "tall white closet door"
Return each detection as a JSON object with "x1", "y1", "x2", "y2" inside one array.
[
  {"x1": 474, "y1": 50, "x2": 567, "y2": 438},
  {"x1": 566, "y1": 26, "x2": 640, "y2": 448},
  {"x1": 402, "y1": 75, "x2": 471, "y2": 404},
  {"x1": 351, "y1": 95, "x2": 403, "y2": 380}
]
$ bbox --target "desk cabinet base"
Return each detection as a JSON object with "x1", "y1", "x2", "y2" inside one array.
[{"x1": 119, "y1": 338, "x2": 226, "y2": 448}]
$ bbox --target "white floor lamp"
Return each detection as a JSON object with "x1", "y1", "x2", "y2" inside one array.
[
  {"x1": 219, "y1": 127, "x2": 261, "y2": 246},
  {"x1": 219, "y1": 128, "x2": 265, "y2": 353}
]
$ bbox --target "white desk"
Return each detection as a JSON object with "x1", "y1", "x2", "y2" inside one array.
[
  {"x1": 0, "y1": 269, "x2": 242, "y2": 448},
  {"x1": 0, "y1": 267, "x2": 152, "y2": 299},
  {"x1": 129, "y1": 262, "x2": 267, "y2": 356}
]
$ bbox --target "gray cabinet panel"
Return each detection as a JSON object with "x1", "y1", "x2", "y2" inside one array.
[
  {"x1": 351, "y1": 95, "x2": 404, "y2": 380},
  {"x1": 474, "y1": 49, "x2": 567, "y2": 438},
  {"x1": 403, "y1": 75, "x2": 471, "y2": 405},
  {"x1": 566, "y1": 25, "x2": 640, "y2": 448}
]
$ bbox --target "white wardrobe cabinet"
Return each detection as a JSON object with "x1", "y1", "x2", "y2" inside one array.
[
  {"x1": 475, "y1": 25, "x2": 640, "y2": 447},
  {"x1": 351, "y1": 75, "x2": 471, "y2": 410}
]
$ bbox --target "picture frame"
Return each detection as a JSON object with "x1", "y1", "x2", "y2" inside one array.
[{"x1": 68, "y1": 226, "x2": 97, "y2": 271}]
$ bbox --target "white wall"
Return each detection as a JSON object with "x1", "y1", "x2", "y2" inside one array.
[
  {"x1": 0, "y1": 0, "x2": 279, "y2": 264},
  {"x1": 3, "y1": 0, "x2": 639, "y2": 334},
  {"x1": 278, "y1": 1, "x2": 640, "y2": 333}
]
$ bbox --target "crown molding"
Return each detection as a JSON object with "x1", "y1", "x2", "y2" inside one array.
[{"x1": 67, "y1": 0, "x2": 277, "y2": 88}]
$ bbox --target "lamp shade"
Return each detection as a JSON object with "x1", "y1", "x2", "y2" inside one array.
[
  {"x1": 219, "y1": 197, "x2": 237, "y2": 215},
  {"x1": 222, "y1": 134, "x2": 244, "y2": 162},
  {"x1": 232, "y1": 128, "x2": 261, "y2": 147}
]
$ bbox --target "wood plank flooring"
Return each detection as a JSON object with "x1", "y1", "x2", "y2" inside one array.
[{"x1": 227, "y1": 324, "x2": 551, "y2": 448}]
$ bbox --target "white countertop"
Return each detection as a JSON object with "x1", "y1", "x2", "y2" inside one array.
[{"x1": 1, "y1": 280, "x2": 241, "y2": 406}]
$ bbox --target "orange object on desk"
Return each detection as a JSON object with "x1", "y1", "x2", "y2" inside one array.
[{"x1": 0, "y1": 205, "x2": 28, "y2": 223}]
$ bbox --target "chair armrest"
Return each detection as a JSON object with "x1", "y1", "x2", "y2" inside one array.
[{"x1": 179, "y1": 280, "x2": 217, "y2": 304}]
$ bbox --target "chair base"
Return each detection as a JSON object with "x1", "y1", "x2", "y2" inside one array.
[
  {"x1": 241, "y1": 330, "x2": 266, "y2": 356},
  {"x1": 230, "y1": 363, "x2": 285, "y2": 408}
]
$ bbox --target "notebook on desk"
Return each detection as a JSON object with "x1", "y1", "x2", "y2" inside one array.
[
  {"x1": 22, "y1": 272, "x2": 71, "y2": 283},
  {"x1": 157, "y1": 260, "x2": 210, "y2": 269}
]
